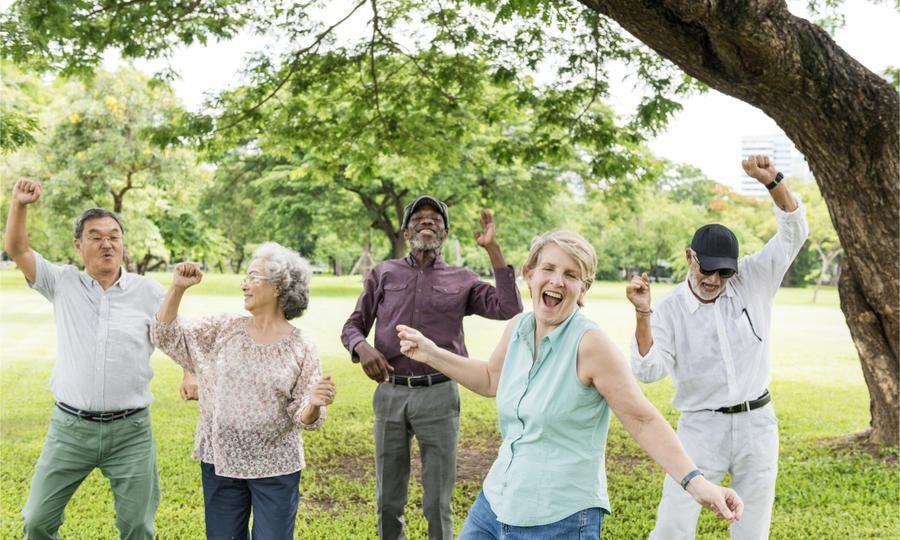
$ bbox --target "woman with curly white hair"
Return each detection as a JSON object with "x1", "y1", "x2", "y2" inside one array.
[{"x1": 151, "y1": 242, "x2": 336, "y2": 539}]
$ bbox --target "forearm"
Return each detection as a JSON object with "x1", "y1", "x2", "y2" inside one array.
[
  {"x1": 4, "y1": 201, "x2": 29, "y2": 255},
  {"x1": 622, "y1": 408, "x2": 696, "y2": 483},
  {"x1": 157, "y1": 287, "x2": 186, "y2": 323},
  {"x1": 483, "y1": 244, "x2": 507, "y2": 269},
  {"x1": 300, "y1": 404, "x2": 321, "y2": 424},
  {"x1": 768, "y1": 182, "x2": 798, "y2": 212},
  {"x1": 426, "y1": 348, "x2": 495, "y2": 397},
  {"x1": 635, "y1": 312, "x2": 653, "y2": 356}
]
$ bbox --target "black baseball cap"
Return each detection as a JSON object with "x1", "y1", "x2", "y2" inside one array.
[
  {"x1": 401, "y1": 195, "x2": 449, "y2": 230},
  {"x1": 690, "y1": 224, "x2": 739, "y2": 272}
]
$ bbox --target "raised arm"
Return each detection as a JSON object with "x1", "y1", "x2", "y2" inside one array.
[
  {"x1": 4, "y1": 179, "x2": 42, "y2": 284},
  {"x1": 626, "y1": 272, "x2": 654, "y2": 355},
  {"x1": 397, "y1": 317, "x2": 517, "y2": 397},
  {"x1": 151, "y1": 263, "x2": 204, "y2": 372},
  {"x1": 579, "y1": 330, "x2": 743, "y2": 523},
  {"x1": 468, "y1": 209, "x2": 523, "y2": 319}
]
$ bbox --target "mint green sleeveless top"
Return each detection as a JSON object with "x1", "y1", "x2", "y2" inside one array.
[{"x1": 482, "y1": 309, "x2": 611, "y2": 526}]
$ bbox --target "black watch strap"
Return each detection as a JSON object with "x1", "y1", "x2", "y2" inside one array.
[{"x1": 765, "y1": 172, "x2": 784, "y2": 190}]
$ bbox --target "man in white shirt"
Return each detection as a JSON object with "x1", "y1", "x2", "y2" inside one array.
[
  {"x1": 5, "y1": 179, "x2": 164, "y2": 540},
  {"x1": 626, "y1": 155, "x2": 809, "y2": 539}
]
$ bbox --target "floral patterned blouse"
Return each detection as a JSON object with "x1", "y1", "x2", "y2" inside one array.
[{"x1": 151, "y1": 314, "x2": 326, "y2": 479}]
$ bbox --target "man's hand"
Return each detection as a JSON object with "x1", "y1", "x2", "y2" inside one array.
[
  {"x1": 12, "y1": 179, "x2": 42, "y2": 206},
  {"x1": 308, "y1": 375, "x2": 336, "y2": 407},
  {"x1": 626, "y1": 272, "x2": 652, "y2": 312},
  {"x1": 172, "y1": 262, "x2": 203, "y2": 290},
  {"x1": 355, "y1": 341, "x2": 393, "y2": 382},
  {"x1": 686, "y1": 476, "x2": 744, "y2": 524},
  {"x1": 180, "y1": 370, "x2": 199, "y2": 401},
  {"x1": 741, "y1": 154, "x2": 778, "y2": 185},
  {"x1": 473, "y1": 209, "x2": 498, "y2": 249},
  {"x1": 397, "y1": 325, "x2": 440, "y2": 365}
]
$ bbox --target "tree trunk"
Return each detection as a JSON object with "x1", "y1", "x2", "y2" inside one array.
[{"x1": 580, "y1": 0, "x2": 899, "y2": 445}]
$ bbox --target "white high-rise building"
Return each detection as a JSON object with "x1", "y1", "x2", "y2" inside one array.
[{"x1": 740, "y1": 133, "x2": 812, "y2": 196}]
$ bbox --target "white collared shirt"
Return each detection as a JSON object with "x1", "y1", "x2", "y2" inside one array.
[
  {"x1": 631, "y1": 197, "x2": 809, "y2": 412},
  {"x1": 29, "y1": 250, "x2": 164, "y2": 411}
]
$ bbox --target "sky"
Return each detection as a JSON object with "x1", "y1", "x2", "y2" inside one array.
[{"x1": 90, "y1": 1, "x2": 900, "y2": 190}]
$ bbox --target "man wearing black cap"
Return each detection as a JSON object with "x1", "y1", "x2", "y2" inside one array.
[
  {"x1": 625, "y1": 155, "x2": 809, "y2": 539},
  {"x1": 341, "y1": 196, "x2": 522, "y2": 539}
]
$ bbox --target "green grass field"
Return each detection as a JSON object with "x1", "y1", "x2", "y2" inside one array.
[{"x1": 1, "y1": 270, "x2": 896, "y2": 538}]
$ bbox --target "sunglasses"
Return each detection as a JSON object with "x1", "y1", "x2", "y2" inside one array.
[{"x1": 692, "y1": 254, "x2": 736, "y2": 278}]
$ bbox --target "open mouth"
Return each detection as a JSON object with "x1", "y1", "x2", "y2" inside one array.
[{"x1": 542, "y1": 290, "x2": 563, "y2": 308}]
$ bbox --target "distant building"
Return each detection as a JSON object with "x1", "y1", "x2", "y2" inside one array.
[{"x1": 740, "y1": 133, "x2": 812, "y2": 196}]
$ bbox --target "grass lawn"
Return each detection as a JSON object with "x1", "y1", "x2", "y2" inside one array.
[{"x1": 1, "y1": 270, "x2": 897, "y2": 538}]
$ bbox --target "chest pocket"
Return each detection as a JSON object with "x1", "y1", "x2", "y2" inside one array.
[
  {"x1": 731, "y1": 308, "x2": 764, "y2": 348},
  {"x1": 431, "y1": 285, "x2": 465, "y2": 314},
  {"x1": 380, "y1": 281, "x2": 409, "y2": 313}
]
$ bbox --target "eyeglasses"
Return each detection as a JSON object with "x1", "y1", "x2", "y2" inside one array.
[
  {"x1": 692, "y1": 253, "x2": 736, "y2": 278},
  {"x1": 86, "y1": 235, "x2": 122, "y2": 244},
  {"x1": 240, "y1": 273, "x2": 270, "y2": 286}
]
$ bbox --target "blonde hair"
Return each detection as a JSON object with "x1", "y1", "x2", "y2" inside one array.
[{"x1": 521, "y1": 230, "x2": 597, "y2": 306}]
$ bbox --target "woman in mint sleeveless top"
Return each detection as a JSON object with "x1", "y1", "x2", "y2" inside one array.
[{"x1": 398, "y1": 230, "x2": 743, "y2": 538}]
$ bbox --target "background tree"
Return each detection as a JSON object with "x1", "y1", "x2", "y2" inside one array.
[{"x1": 2, "y1": 0, "x2": 894, "y2": 445}]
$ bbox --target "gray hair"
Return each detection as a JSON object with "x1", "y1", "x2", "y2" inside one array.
[
  {"x1": 252, "y1": 242, "x2": 311, "y2": 320},
  {"x1": 74, "y1": 208, "x2": 125, "y2": 239}
]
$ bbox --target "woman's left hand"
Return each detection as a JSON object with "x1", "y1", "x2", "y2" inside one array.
[
  {"x1": 308, "y1": 375, "x2": 336, "y2": 407},
  {"x1": 686, "y1": 477, "x2": 744, "y2": 523}
]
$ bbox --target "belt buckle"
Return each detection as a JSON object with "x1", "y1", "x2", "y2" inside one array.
[
  {"x1": 407, "y1": 376, "x2": 413, "y2": 388},
  {"x1": 740, "y1": 401, "x2": 750, "y2": 413}
]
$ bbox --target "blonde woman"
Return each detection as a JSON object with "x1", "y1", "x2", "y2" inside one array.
[{"x1": 398, "y1": 230, "x2": 742, "y2": 538}]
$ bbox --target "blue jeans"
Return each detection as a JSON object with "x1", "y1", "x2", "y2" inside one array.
[
  {"x1": 200, "y1": 462, "x2": 300, "y2": 540},
  {"x1": 460, "y1": 491, "x2": 605, "y2": 539}
]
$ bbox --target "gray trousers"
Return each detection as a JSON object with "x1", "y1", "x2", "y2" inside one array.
[{"x1": 374, "y1": 381, "x2": 460, "y2": 540}]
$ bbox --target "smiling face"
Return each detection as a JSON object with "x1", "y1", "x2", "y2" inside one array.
[
  {"x1": 685, "y1": 249, "x2": 729, "y2": 302},
  {"x1": 525, "y1": 244, "x2": 587, "y2": 328},
  {"x1": 403, "y1": 204, "x2": 447, "y2": 251},
  {"x1": 241, "y1": 258, "x2": 279, "y2": 314},
  {"x1": 74, "y1": 217, "x2": 124, "y2": 278}
]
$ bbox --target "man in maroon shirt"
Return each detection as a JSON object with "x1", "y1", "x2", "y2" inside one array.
[{"x1": 342, "y1": 195, "x2": 522, "y2": 539}]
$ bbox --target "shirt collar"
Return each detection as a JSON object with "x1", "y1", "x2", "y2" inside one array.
[
  {"x1": 405, "y1": 252, "x2": 446, "y2": 269},
  {"x1": 84, "y1": 267, "x2": 128, "y2": 289},
  {"x1": 514, "y1": 307, "x2": 581, "y2": 345}
]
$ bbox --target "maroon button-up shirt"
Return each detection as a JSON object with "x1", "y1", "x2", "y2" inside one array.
[{"x1": 341, "y1": 253, "x2": 523, "y2": 376}]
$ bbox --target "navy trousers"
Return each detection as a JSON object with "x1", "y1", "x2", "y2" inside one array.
[{"x1": 200, "y1": 462, "x2": 300, "y2": 540}]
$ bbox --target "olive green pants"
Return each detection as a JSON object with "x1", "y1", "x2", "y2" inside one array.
[{"x1": 21, "y1": 407, "x2": 159, "y2": 540}]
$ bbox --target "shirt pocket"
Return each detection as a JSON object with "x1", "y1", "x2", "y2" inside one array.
[
  {"x1": 431, "y1": 284, "x2": 465, "y2": 314},
  {"x1": 380, "y1": 281, "x2": 410, "y2": 312},
  {"x1": 732, "y1": 308, "x2": 764, "y2": 349}
]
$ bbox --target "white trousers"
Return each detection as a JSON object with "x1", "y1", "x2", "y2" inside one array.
[{"x1": 649, "y1": 403, "x2": 779, "y2": 540}]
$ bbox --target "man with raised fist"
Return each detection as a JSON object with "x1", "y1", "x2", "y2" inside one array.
[
  {"x1": 626, "y1": 155, "x2": 809, "y2": 539},
  {"x1": 5, "y1": 179, "x2": 164, "y2": 540},
  {"x1": 341, "y1": 196, "x2": 522, "y2": 540}
]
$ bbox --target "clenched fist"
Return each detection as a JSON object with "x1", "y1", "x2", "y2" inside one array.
[
  {"x1": 626, "y1": 272, "x2": 651, "y2": 312},
  {"x1": 12, "y1": 179, "x2": 42, "y2": 206},
  {"x1": 741, "y1": 155, "x2": 778, "y2": 185},
  {"x1": 308, "y1": 375, "x2": 336, "y2": 407},
  {"x1": 172, "y1": 262, "x2": 203, "y2": 290}
]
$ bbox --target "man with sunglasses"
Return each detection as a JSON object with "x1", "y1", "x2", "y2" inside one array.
[{"x1": 626, "y1": 155, "x2": 809, "y2": 539}]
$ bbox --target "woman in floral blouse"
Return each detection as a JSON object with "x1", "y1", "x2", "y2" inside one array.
[{"x1": 151, "y1": 242, "x2": 336, "y2": 539}]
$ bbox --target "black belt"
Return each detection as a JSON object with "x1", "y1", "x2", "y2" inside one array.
[
  {"x1": 57, "y1": 402, "x2": 145, "y2": 422},
  {"x1": 388, "y1": 373, "x2": 450, "y2": 388},
  {"x1": 713, "y1": 390, "x2": 771, "y2": 414}
]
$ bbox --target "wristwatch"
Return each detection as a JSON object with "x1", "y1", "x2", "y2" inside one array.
[{"x1": 765, "y1": 172, "x2": 784, "y2": 191}]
